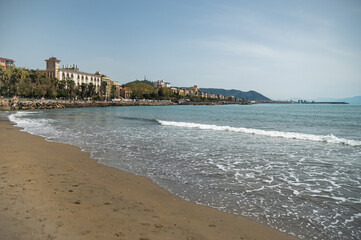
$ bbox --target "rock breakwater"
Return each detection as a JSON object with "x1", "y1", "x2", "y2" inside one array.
[
  {"x1": 10, "y1": 99, "x2": 65, "y2": 110},
  {"x1": 0, "y1": 98, "x2": 176, "y2": 110}
]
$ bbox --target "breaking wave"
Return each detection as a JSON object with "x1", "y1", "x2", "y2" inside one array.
[
  {"x1": 7, "y1": 111, "x2": 58, "y2": 137},
  {"x1": 157, "y1": 120, "x2": 361, "y2": 147}
]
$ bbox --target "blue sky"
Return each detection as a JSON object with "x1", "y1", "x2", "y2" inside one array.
[{"x1": 1, "y1": 0, "x2": 360, "y2": 100}]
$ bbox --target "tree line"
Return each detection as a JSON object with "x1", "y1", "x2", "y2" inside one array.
[
  {"x1": 126, "y1": 82, "x2": 225, "y2": 102},
  {"x1": 0, "y1": 66, "x2": 107, "y2": 100},
  {"x1": 1, "y1": 66, "x2": 232, "y2": 102},
  {"x1": 127, "y1": 82, "x2": 176, "y2": 100}
]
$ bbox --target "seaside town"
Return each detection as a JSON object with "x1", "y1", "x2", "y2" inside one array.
[
  {"x1": 0, "y1": 56, "x2": 248, "y2": 110},
  {"x1": 2, "y1": 1, "x2": 360, "y2": 239},
  {"x1": 1, "y1": 56, "x2": 348, "y2": 111}
]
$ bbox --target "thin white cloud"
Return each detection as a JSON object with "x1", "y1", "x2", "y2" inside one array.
[
  {"x1": 193, "y1": 2, "x2": 359, "y2": 60},
  {"x1": 198, "y1": 38, "x2": 280, "y2": 58}
]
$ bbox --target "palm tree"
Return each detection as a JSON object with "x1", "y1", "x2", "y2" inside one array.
[
  {"x1": 100, "y1": 81, "x2": 107, "y2": 100},
  {"x1": 0, "y1": 67, "x2": 9, "y2": 96},
  {"x1": 65, "y1": 78, "x2": 76, "y2": 99},
  {"x1": 80, "y1": 83, "x2": 87, "y2": 99},
  {"x1": 87, "y1": 83, "x2": 95, "y2": 98},
  {"x1": 10, "y1": 68, "x2": 23, "y2": 96},
  {"x1": 51, "y1": 77, "x2": 59, "y2": 89}
]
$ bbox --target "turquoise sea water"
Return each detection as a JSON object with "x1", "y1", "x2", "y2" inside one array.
[{"x1": 7, "y1": 104, "x2": 361, "y2": 239}]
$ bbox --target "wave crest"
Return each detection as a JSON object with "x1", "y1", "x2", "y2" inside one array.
[{"x1": 156, "y1": 120, "x2": 361, "y2": 147}]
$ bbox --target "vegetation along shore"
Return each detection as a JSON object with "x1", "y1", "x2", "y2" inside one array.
[{"x1": 0, "y1": 64, "x2": 251, "y2": 108}]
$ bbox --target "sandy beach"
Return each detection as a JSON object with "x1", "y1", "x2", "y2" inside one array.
[{"x1": 0, "y1": 118, "x2": 295, "y2": 240}]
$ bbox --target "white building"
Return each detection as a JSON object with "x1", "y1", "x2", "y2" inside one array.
[
  {"x1": 154, "y1": 80, "x2": 171, "y2": 88},
  {"x1": 43, "y1": 57, "x2": 103, "y2": 91}
]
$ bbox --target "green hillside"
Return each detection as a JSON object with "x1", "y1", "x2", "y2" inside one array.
[
  {"x1": 123, "y1": 80, "x2": 154, "y2": 87},
  {"x1": 200, "y1": 88, "x2": 271, "y2": 101}
]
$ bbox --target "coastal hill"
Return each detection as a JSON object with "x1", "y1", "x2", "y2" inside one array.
[
  {"x1": 341, "y1": 96, "x2": 361, "y2": 104},
  {"x1": 200, "y1": 88, "x2": 272, "y2": 101},
  {"x1": 123, "y1": 80, "x2": 154, "y2": 87},
  {"x1": 122, "y1": 80, "x2": 272, "y2": 102}
]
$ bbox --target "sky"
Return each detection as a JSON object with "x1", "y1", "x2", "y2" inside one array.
[{"x1": 1, "y1": 0, "x2": 360, "y2": 100}]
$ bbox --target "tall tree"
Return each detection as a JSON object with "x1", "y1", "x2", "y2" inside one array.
[
  {"x1": 65, "y1": 78, "x2": 76, "y2": 99},
  {"x1": 87, "y1": 83, "x2": 95, "y2": 98},
  {"x1": 9, "y1": 68, "x2": 23, "y2": 96},
  {"x1": 100, "y1": 81, "x2": 107, "y2": 100},
  {"x1": 0, "y1": 67, "x2": 10, "y2": 96},
  {"x1": 80, "y1": 83, "x2": 87, "y2": 99}
]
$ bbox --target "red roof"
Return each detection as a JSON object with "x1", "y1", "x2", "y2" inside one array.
[{"x1": 0, "y1": 57, "x2": 15, "y2": 62}]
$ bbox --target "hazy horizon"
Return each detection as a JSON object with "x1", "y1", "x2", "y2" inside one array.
[{"x1": 1, "y1": 0, "x2": 360, "y2": 100}]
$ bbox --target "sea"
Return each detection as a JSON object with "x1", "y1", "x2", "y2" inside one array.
[{"x1": 5, "y1": 104, "x2": 361, "y2": 239}]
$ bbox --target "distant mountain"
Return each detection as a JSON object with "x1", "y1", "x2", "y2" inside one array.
[
  {"x1": 200, "y1": 88, "x2": 272, "y2": 101},
  {"x1": 314, "y1": 96, "x2": 361, "y2": 104},
  {"x1": 338, "y1": 96, "x2": 361, "y2": 104}
]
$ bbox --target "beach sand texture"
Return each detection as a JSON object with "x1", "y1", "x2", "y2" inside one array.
[{"x1": 0, "y1": 119, "x2": 295, "y2": 240}]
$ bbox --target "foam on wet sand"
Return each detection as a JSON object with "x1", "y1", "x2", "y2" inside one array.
[{"x1": 0, "y1": 118, "x2": 295, "y2": 240}]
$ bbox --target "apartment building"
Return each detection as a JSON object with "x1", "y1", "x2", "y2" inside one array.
[
  {"x1": 0, "y1": 57, "x2": 15, "y2": 69},
  {"x1": 42, "y1": 57, "x2": 103, "y2": 91}
]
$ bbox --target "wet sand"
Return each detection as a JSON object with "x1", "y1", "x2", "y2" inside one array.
[{"x1": 0, "y1": 118, "x2": 296, "y2": 240}]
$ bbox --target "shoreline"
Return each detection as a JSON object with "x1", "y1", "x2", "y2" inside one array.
[
  {"x1": 0, "y1": 98, "x2": 250, "y2": 111},
  {"x1": 0, "y1": 117, "x2": 296, "y2": 240},
  {"x1": 0, "y1": 98, "x2": 349, "y2": 111}
]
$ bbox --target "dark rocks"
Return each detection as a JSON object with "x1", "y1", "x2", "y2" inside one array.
[{"x1": 9, "y1": 99, "x2": 65, "y2": 110}]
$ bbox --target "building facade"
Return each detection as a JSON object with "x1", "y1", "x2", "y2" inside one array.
[
  {"x1": 154, "y1": 80, "x2": 171, "y2": 88},
  {"x1": 0, "y1": 57, "x2": 15, "y2": 69},
  {"x1": 120, "y1": 87, "x2": 132, "y2": 99},
  {"x1": 43, "y1": 57, "x2": 103, "y2": 91},
  {"x1": 189, "y1": 85, "x2": 199, "y2": 94}
]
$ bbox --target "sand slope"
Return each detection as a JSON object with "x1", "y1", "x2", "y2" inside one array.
[{"x1": 0, "y1": 119, "x2": 296, "y2": 240}]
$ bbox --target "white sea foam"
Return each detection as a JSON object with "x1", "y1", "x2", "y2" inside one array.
[
  {"x1": 157, "y1": 120, "x2": 361, "y2": 147},
  {"x1": 8, "y1": 111, "x2": 57, "y2": 138},
  {"x1": 246, "y1": 186, "x2": 265, "y2": 193},
  {"x1": 8, "y1": 111, "x2": 43, "y2": 128},
  {"x1": 6, "y1": 110, "x2": 360, "y2": 240}
]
